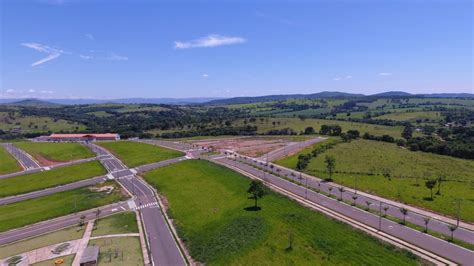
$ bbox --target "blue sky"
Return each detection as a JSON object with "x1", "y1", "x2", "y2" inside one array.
[{"x1": 1, "y1": 0, "x2": 472, "y2": 99}]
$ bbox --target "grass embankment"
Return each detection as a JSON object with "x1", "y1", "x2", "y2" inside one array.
[
  {"x1": 97, "y1": 141, "x2": 183, "y2": 168},
  {"x1": 277, "y1": 139, "x2": 474, "y2": 222},
  {"x1": 0, "y1": 161, "x2": 107, "y2": 198},
  {"x1": 0, "y1": 146, "x2": 22, "y2": 175},
  {"x1": 235, "y1": 117, "x2": 408, "y2": 138},
  {"x1": 92, "y1": 212, "x2": 138, "y2": 237},
  {"x1": 14, "y1": 142, "x2": 95, "y2": 163},
  {"x1": 89, "y1": 237, "x2": 143, "y2": 266},
  {"x1": 0, "y1": 226, "x2": 84, "y2": 259},
  {"x1": 143, "y1": 160, "x2": 421, "y2": 265},
  {"x1": 0, "y1": 182, "x2": 127, "y2": 232}
]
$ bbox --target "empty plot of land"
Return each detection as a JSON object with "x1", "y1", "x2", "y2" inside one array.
[
  {"x1": 0, "y1": 182, "x2": 127, "y2": 233},
  {"x1": 91, "y1": 212, "x2": 138, "y2": 237},
  {"x1": 96, "y1": 141, "x2": 183, "y2": 168},
  {"x1": 0, "y1": 161, "x2": 106, "y2": 198},
  {"x1": 144, "y1": 160, "x2": 420, "y2": 265},
  {"x1": 14, "y1": 142, "x2": 95, "y2": 166},
  {"x1": 277, "y1": 139, "x2": 474, "y2": 222},
  {"x1": 88, "y1": 237, "x2": 143, "y2": 266},
  {"x1": 0, "y1": 146, "x2": 22, "y2": 175},
  {"x1": 192, "y1": 137, "x2": 293, "y2": 157}
]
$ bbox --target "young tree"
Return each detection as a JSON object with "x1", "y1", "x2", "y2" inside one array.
[
  {"x1": 324, "y1": 155, "x2": 336, "y2": 181},
  {"x1": 247, "y1": 180, "x2": 266, "y2": 209},
  {"x1": 436, "y1": 175, "x2": 445, "y2": 195},
  {"x1": 448, "y1": 225, "x2": 458, "y2": 242},
  {"x1": 338, "y1": 187, "x2": 345, "y2": 201},
  {"x1": 383, "y1": 206, "x2": 389, "y2": 217},
  {"x1": 402, "y1": 126, "x2": 413, "y2": 140},
  {"x1": 423, "y1": 217, "x2": 430, "y2": 233},
  {"x1": 351, "y1": 195, "x2": 358, "y2": 205},
  {"x1": 425, "y1": 179, "x2": 437, "y2": 200},
  {"x1": 399, "y1": 208, "x2": 408, "y2": 225},
  {"x1": 365, "y1": 201, "x2": 372, "y2": 211}
]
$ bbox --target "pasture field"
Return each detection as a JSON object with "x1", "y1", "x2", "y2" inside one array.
[
  {"x1": 0, "y1": 181, "x2": 127, "y2": 233},
  {"x1": 97, "y1": 141, "x2": 183, "y2": 167},
  {"x1": 143, "y1": 160, "x2": 420, "y2": 265},
  {"x1": 277, "y1": 139, "x2": 474, "y2": 222},
  {"x1": 0, "y1": 226, "x2": 84, "y2": 259},
  {"x1": 0, "y1": 112, "x2": 86, "y2": 133},
  {"x1": 92, "y1": 212, "x2": 138, "y2": 237},
  {"x1": 0, "y1": 161, "x2": 106, "y2": 198},
  {"x1": 374, "y1": 111, "x2": 443, "y2": 123},
  {"x1": 238, "y1": 117, "x2": 406, "y2": 138},
  {"x1": 89, "y1": 237, "x2": 143, "y2": 266},
  {"x1": 0, "y1": 146, "x2": 22, "y2": 174},
  {"x1": 14, "y1": 142, "x2": 95, "y2": 164}
]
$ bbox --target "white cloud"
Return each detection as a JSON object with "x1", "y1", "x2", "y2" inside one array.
[
  {"x1": 174, "y1": 34, "x2": 246, "y2": 49},
  {"x1": 28, "y1": 89, "x2": 36, "y2": 93},
  {"x1": 106, "y1": 52, "x2": 128, "y2": 61},
  {"x1": 202, "y1": 73, "x2": 209, "y2": 78},
  {"x1": 345, "y1": 75, "x2": 353, "y2": 79},
  {"x1": 334, "y1": 75, "x2": 352, "y2": 81},
  {"x1": 379, "y1": 72, "x2": 392, "y2": 76},
  {"x1": 21, "y1": 43, "x2": 63, "y2": 67},
  {"x1": 84, "y1": 33, "x2": 94, "y2": 40},
  {"x1": 39, "y1": 90, "x2": 54, "y2": 94},
  {"x1": 333, "y1": 77, "x2": 341, "y2": 81},
  {"x1": 80, "y1": 54, "x2": 93, "y2": 60},
  {"x1": 6, "y1": 89, "x2": 15, "y2": 93}
]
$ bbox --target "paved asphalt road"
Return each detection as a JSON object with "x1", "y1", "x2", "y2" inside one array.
[
  {"x1": 237, "y1": 156, "x2": 474, "y2": 245},
  {"x1": 89, "y1": 143, "x2": 187, "y2": 265},
  {"x1": 135, "y1": 156, "x2": 188, "y2": 173},
  {"x1": 257, "y1": 137, "x2": 326, "y2": 162},
  {"x1": 0, "y1": 201, "x2": 129, "y2": 246},
  {"x1": 0, "y1": 175, "x2": 108, "y2": 206},
  {"x1": 1, "y1": 143, "x2": 40, "y2": 170},
  {"x1": 213, "y1": 157, "x2": 474, "y2": 265}
]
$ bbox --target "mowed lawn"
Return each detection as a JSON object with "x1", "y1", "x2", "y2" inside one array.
[
  {"x1": 0, "y1": 182, "x2": 127, "y2": 232},
  {"x1": 277, "y1": 139, "x2": 474, "y2": 222},
  {"x1": 144, "y1": 160, "x2": 420, "y2": 265},
  {"x1": 0, "y1": 146, "x2": 22, "y2": 175},
  {"x1": 92, "y1": 212, "x2": 138, "y2": 237},
  {"x1": 14, "y1": 142, "x2": 95, "y2": 163},
  {"x1": 0, "y1": 161, "x2": 106, "y2": 198},
  {"x1": 97, "y1": 141, "x2": 183, "y2": 167}
]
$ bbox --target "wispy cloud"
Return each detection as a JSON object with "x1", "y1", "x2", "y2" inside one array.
[
  {"x1": 39, "y1": 90, "x2": 54, "y2": 94},
  {"x1": 28, "y1": 89, "x2": 36, "y2": 93},
  {"x1": 202, "y1": 73, "x2": 209, "y2": 78},
  {"x1": 106, "y1": 52, "x2": 128, "y2": 61},
  {"x1": 378, "y1": 72, "x2": 392, "y2": 76},
  {"x1": 334, "y1": 75, "x2": 353, "y2": 81},
  {"x1": 79, "y1": 54, "x2": 93, "y2": 60},
  {"x1": 84, "y1": 33, "x2": 94, "y2": 40},
  {"x1": 21, "y1": 43, "x2": 63, "y2": 67},
  {"x1": 174, "y1": 34, "x2": 246, "y2": 49}
]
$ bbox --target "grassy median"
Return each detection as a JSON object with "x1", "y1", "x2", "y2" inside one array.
[
  {"x1": 97, "y1": 141, "x2": 183, "y2": 167},
  {"x1": 143, "y1": 160, "x2": 421, "y2": 265},
  {"x1": 0, "y1": 182, "x2": 127, "y2": 233},
  {"x1": 14, "y1": 142, "x2": 95, "y2": 164},
  {"x1": 0, "y1": 146, "x2": 22, "y2": 175},
  {"x1": 0, "y1": 161, "x2": 107, "y2": 198},
  {"x1": 277, "y1": 139, "x2": 474, "y2": 222}
]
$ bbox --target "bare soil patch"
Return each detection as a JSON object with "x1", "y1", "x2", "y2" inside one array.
[{"x1": 191, "y1": 137, "x2": 293, "y2": 157}]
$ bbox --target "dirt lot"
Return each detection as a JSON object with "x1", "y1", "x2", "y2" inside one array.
[{"x1": 191, "y1": 137, "x2": 293, "y2": 157}]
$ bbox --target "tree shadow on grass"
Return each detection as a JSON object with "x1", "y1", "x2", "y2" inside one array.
[
  {"x1": 244, "y1": 206, "x2": 262, "y2": 211},
  {"x1": 423, "y1": 197, "x2": 434, "y2": 201}
]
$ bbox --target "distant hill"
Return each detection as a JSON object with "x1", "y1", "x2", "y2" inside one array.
[
  {"x1": 4, "y1": 99, "x2": 60, "y2": 107},
  {"x1": 0, "y1": 97, "x2": 223, "y2": 105},
  {"x1": 372, "y1": 91, "x2": 413, "y2": 97},
  {"x1": 206, "y1": 91, "x2": 364, "y2": 105}
]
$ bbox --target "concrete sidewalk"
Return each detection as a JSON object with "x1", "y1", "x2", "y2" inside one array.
[{"x1": 72, "y1": 220, "x2": 95, "y2": 266}]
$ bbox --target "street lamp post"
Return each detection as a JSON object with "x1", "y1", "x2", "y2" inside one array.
[{"x1": 378, "y1": 202, "x2": 382, "y2": 231}]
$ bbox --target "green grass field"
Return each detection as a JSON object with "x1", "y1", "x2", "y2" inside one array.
[
  {"x1": 89, "y1": 237, "x2": 143, "y2": 266},
  {"x1": 14, "y1": 142, "x2": 95, "y2": 163},
  {"x1": 276, "y1": 139, "x2": 474, "y2": 222},
  {"x1": 143, "y1": 160, "x2": 420, "y2": 265},
  {"x1": 374, "y1": 111, "x2": 443, "y2": 123},
  {"x1": 33, "y1": 255, "x2": 74, "y2": 266},
  {"x1": 0, "y1": 161, "x2": 107, "y2": 198},
  {"x1": 0, "y1": 182, "x2": 127, "y2": 233},
  {"x1": 92, "y1": 212, "x2": 138, "y2": 237},
  {"x1": 0, "y1": 226, "x2": 84, "y2": 259},
  {"x1": 0, "y1": 146, "x2": 22, "y2": 175},
  {"x1": 237, "y1": 117, "x2": 407, "y2": 138},
  {"x1": 97, "y1": 141, "x2": 184, "y2": 167},
  {"x1": 0, "y1": 111, "x2": 86, "y2": 133}
]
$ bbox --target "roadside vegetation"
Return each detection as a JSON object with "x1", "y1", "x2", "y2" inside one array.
[
  {"x1": 0, "y1": 146, "x2": 22, "y2": 175},
  {"x1": 0, "y1": 161, "x2": 107, "y2": 198},
  {"x1": 92, "y1": 212, "x2": 138, "y2": 237},
  {"x1": 0, "y1": 181, "x2": 127, "y2": 232},
  {"x1": 88, "y1": 237, "x2": 143, "y2": 266},
  {"x1": 14, "y1": 142, "x2": 95, "y2": 164},
  {"x1": 144, "y1": 160, "x2": 421, "y2": 265},
  {"x1": 0, "y1": 226, "x2": 84, "y2": 259},
  {"x1": 0, "y1": 111, "x2": 85, "y2": 134},
  {"x1": 277, "y1": 139, "x2": 474, "y2": 222},
  {"x1": 97, "y1": 141, "x2": 183, "y2": 167}
]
